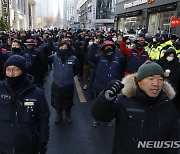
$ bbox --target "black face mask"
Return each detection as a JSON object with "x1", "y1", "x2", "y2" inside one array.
[
  {"x1": 136, "y1": 43, "x2": 144, "y2": 51},
  {"x1": 57, "y1": 49, "x2": 70, "y2": 58},
  {"x1": 12, "y1": 48, "x2": 21, "y2": 53},
  {"x1": 104, "y1": 48, "x2": 114, "y2": 57},
  {"x1": 6, "y1": 74, "x2": 26, "y2": 86}
]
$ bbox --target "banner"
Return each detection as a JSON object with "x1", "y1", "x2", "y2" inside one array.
[{"x1": 170, "y1": 17, "x2": 180, "y2": 28}]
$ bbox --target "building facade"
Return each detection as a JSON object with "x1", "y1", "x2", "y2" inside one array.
[
  {"x1": 76, "y1": 0, "x2": 115, "y2": 30},
  {"x1": 115, "y1": 0, "x2": 180, "y2": 35},
  {"x1": 0, "y1": 0, "x2": 36, "y2": 30},
  {"x1": 62, "y1": 0, "x2": 74, "y2": 28}
]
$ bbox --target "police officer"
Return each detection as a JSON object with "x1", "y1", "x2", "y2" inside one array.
[{"x1": 0, "y1": 55, "x2": 50, "y2": 154}]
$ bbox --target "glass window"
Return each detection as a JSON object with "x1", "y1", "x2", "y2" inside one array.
[
  {"x1": 115, "y1": 0, "x2": 126, "y2": 5},
  {"x1": 96, "y1": 0, "x2": 115, "y2": 19},
  {"x1": 148, "y1": 10, "x2": 175, "y2": 35},
  {"x1": 118, "y1": 16, "x2": 142, "y2": 33}
]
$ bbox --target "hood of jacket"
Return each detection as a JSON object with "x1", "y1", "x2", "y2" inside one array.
[{"x1": 121, "y1": 74, "x2": 176, "y2": 99}]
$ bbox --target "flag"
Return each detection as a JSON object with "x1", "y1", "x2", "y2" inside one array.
[{"x1": 170, "y1": 17, "x2": 180, "y2": 28}]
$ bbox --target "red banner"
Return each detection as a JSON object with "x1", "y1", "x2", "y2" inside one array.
[{"x1": 170, "y1": 17, "x2": 180, "y2": 27}]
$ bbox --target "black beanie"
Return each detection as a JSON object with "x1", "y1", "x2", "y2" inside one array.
[
  {"x1": 4, "y1": 55, "x2": 27, "y2": 74},
  {"x1": 164, "y1": 48, "x2": 176, "y2": 58},
  {"x1": 136, "y1": 61, "x2": 164, "y2": 82}
]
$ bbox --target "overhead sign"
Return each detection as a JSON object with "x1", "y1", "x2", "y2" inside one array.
[
  {"x1": 170, "y1": 17, "x2": 180, "y2": 28},
  {"x1": 124, "y1": 0, "x2": 155, "y2": 9}
]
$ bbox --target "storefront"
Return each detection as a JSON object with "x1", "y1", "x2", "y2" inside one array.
[{"x1": 115, "y1": 0, "x2": 180, "y2": 36}]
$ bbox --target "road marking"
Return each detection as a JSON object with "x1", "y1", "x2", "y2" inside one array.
[{"x1": 74, "y1": 76, "x2": 86, "y2": 103}]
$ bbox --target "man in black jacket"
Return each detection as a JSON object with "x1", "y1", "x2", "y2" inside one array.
[
  {"x1": 0, "y1": 55, "x2": 50, "y2": 154},
  {"x1": 92, "y1": 60, "x2": 179, "y2": 154}
]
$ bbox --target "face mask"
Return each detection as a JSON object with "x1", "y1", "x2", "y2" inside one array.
[
  {"x1": 57, "y1": 49, "x2": 69, "y2": 57},
  {"x1": 112, "y1": 37, "x2": 117, "y2": 42},
  {"x1": 104, "y1": 48, "x2": 114, "y2": 56},
  {"x1": 89, "y1": 42, "x2": 93, "y2": 46},
  {"x1": 153, "y1": 38, "x2": 156, "y2": 42},
  {"x1": 6, "y1": 74, "x2": 26, "y2": 86},
  {"x1": 12, "y1": 48, "x2": 21, "y2": 53},
  {"x1": 136, "y1": 43, "x2": 144, "y2": 51},
  {"x1": 166, "y1": 56, "x2": 174, "y2": 62}
]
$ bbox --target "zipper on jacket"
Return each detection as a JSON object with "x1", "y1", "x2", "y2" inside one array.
[{"x1": 61, "y1": 63, "x2": 65, "y2": 86}]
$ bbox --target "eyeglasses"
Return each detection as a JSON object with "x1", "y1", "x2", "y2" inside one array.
[{"x1": 6, "y1": 68, "x2": 21, "y2": 74}]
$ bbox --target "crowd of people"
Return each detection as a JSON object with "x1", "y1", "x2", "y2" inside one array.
[{"x1": 0, "y1": 27, "x2": 179, "y2": 153}]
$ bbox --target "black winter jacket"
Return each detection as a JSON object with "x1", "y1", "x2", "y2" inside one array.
[
  {"x1": 92, "y1": 74, "x2": 179, "y2": 154},
  {"x1": 0, "y1": 75, "x2": 50, "y2": 154},
  {"x1": 157, "y1": 55, "x2": 180, "y2": 117}
]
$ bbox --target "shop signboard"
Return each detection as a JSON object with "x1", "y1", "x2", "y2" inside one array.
[
  {"x1": 170, "y1": 17, "x2": 180, "y2": 27},
  {"x1": 124, "y1": 0, "x2": 155, "y2": 9}
]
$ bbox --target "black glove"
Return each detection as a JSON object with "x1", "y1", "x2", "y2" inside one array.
[
  {"x1": 37, "y1": 144, "x2": 47, "y2": 154},
  {"x1": 122, "y1": 36, "x2": 129, "y2": 42},
  {"x1": 105, "y1": 80, "x2": 124, "y2": 98}
]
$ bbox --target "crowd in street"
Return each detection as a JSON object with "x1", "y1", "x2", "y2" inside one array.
[{"x1": 0, "y1": 27, "x2": 179, "y2": 154}]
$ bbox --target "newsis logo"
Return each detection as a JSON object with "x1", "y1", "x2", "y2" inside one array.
[{"x1": 137, "y1": 141, "x2": 180, "y2": 149}]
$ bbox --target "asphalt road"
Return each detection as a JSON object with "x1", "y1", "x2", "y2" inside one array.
[{"x1": 44, "y1": 71, "x2": 114, "y2": 154}]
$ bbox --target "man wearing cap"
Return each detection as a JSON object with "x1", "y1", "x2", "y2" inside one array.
[
  {"x1": 24, "y1": 39, "x2": 44, "y2": 88},
  {"x1": 120, "y1": 36, "x2": 150, "y2": 76},
  {"x1": 92, "y1": 61, "x2": 179, "y2": 154},
  {"x1": 0, "y1": 55, "x2": 50, "y2": 154},
  {"x1": 91, "y1": 40, "x2": 123, "y2": 127}
]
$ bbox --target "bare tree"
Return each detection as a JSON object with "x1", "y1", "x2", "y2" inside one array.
[{"x1": 43, "y1": 16, "x2": 54, "y2": 28}]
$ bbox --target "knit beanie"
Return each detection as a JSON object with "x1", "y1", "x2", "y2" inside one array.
[
  {"x1": 164, "y1": 48, "x2": 176, "y2": 58},
  {"x1": 136, "y1": 60, "x2": 164, "y2": 82},
  {"x1": 4, "y1": 55, "x2": 27, "y2": 74}
]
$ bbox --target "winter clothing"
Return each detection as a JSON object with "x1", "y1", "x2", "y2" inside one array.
[
  {"x1": 93, "y1": 54, "x2": 122, "y2": 93},
  {"x1": 120, "y1": 41, "x2": 149, "y2": 75},
  {"x1": 157, "y1": 49, "x2": 180, "y2": 117},
  {"x1": 9, "y1": 48, "x2": 32, "y2": 70},
  {"x1": 87, "y1": 43, "x2": 101, "y2": 97},
  {"x1": 51, "y1": 53, "x2": 79, "y2": 113},
  {"x1": 92, "y1": 74, "x2": 179, "y2": 154},
  {"x1": 0, "y1": 75, "x2": 50, "y2": 154},
  {"x1": 26, "y1": 47, "x2": 44, "y2": 87},
  {"x1": 4, "y1": 55, "x2": 27, "y2": 74},
  {"x1": 136, "y1": 60, "x2": 164, "y2": 82},
  {"x1": 52, "y1": 54, "x2": 78, "y2": 87},
  {"x1": 101, "y1": 41, "x2": 116, "y2": 51},
  {"x1": 51, "y1": 82, "x2": 74, "y2": 110}
]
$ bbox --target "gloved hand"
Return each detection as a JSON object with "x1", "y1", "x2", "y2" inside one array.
[
  {"x1": 105, "y1": 80, "x2": 124, "y2": 99},
  {"x1": 37, "y1": 144, "x2": 47, "y2": 154}
]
